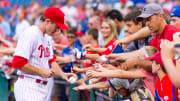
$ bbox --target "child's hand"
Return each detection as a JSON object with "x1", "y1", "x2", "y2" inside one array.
[
  {"x1": 94, "y1": 63, "x2": 107, "y2": 72},
  {"x1": 71, "y1": 66, "x2": 82, "y2": 73},
  {"x1": 86, "y1": 70, "x2": 100, "y2": 79},
  {"x1": 102, "y1": 64, "x2": 117, "y2": 70}
]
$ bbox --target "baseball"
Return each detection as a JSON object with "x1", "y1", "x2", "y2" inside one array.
[
  {"x1": 99, "y1": 55, "x2": 108, "y2": 62},
  {"x1": 69, "y1": 76, "x2": 76, "y2": 84},
  {"x1": 76, "y1": 52, "x2": 82, "y2": 59},
  {"x1": 5, "y1": 73, "x2": 10, "y2": 79},
  {"x1": 89, "y1": 78, "x2": 97, "y2": 84}
]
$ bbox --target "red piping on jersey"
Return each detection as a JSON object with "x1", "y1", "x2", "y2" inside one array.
[{"x1": 12, "y1": 56, "x2": 28, "y2": 69}]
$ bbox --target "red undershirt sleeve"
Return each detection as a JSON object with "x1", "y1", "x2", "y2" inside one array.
[
  {"x1": 12, "y1": 55, "x2": 28, "y2": 69},
  {"x1": 48, "y1": 55, "x2": 56, "y2": 64}
]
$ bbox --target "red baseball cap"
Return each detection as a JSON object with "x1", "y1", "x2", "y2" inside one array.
[
  {"x1": 120, "y1": 0, "x2": 127, "y2": 3},
  {"x1": 44, "y1": 7, "x2": 68, "y2": 30},
  {"x1": 145, "y1": 52, "x2": 164, "y2": 67},
  {"x1": 75, "y1": 32, "x2": 84, "y2": 36},
  {"x1": 145, "y1": 51, "x2": 176, "y2": 67}
]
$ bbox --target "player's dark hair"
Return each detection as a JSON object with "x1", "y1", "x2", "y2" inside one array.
[
  {"x1": 124, "y1": 10, "x2": 145, "y2": 27},
  {"x1": 87, "y1": 28, "x2": 98, "y2": 40},
  {"x1": 106, "y1": 9, "x2": 123, "y2": 22},
  {"x1": 40, "y1": 15, "x2": 54, "y2": 23},
  {"x1": 40, "y1": 15, "x2": 47, "y2": 22},
  {"x1": 67, "y1": 27, "x2": 77, "y2": 36}
]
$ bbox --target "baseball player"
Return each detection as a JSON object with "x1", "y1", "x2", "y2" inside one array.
[{"x1": 12, "y1": 7, "x2": 77, "y2": 101}]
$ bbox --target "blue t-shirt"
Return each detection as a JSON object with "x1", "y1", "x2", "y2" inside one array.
[
  {"x1": 0, "y1": 20, "x2": 11, "y2": 37},
  {"x1": 61, "y1": 39, "x2": 82, "y2": 72},
  {"x1": 118, "y1": 26, "x2": 126, "y2": 40}
]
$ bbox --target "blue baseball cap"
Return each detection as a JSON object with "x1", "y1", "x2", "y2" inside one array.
[
  {"x1": 170, "y1": 8, "x2": 180, "y2": 17},
  {"x1": 75, "y1": 27, "x2": 88, "y2": 36}
]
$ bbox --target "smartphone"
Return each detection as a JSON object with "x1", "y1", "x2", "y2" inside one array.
[{"x1": 111, "y1": 45, "x2": 124, "y2": 53}]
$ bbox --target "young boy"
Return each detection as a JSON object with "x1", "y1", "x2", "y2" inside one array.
[
  {"x1": 152, "y1": 61, "x2": 179, "y2": 101},
  {"x1": 124, "y1": 10, "x2": 151, "y2": 51},
  {"x1": 72, "y1": 28, "x2": 100, "y2": 72},
  {"x1": 61, "y1": 27, "x2": 82, "y2": 72},
  {"x1": 72, "y1": 28, "x2": 102, "y2": 85}
]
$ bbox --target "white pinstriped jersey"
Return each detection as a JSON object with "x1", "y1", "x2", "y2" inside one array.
[{"x1": 14, "y1": 25, "x2": 54, "y2": 81}]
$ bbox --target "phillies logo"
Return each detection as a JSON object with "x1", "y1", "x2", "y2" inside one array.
[{"x1": 38, "y1": 44, "x2": 50, "y2": 58}]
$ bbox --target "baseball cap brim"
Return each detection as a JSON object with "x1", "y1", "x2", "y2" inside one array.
[
  {"x1": 136, "y1": 13, "x2": 153, "y2": 21},
  {"x1": 145, "y1": 52, "x2": 164, "y2": 67},
  {"x1": 55, "y1": 22, "x2": 69, "y2": 30},
  {"x1": 75, "y1": 32, "x2": 84, "y2": 36}
]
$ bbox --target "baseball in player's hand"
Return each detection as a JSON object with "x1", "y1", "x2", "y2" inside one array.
[
  {"x1": 40, "y1": 68, "x2": 54, "y2": 78},
  {"x1": 65, "y1": 73, "x2": 78, "y2": 83}
]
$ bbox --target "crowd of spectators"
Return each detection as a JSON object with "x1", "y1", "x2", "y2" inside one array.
[{"x1": 0, "y1": 0, "x2": 180, "y2": 101}]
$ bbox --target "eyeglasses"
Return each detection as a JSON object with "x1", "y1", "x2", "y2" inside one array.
[{"x1": 67, "y1": 36, "x2": 76, "y2": 39}]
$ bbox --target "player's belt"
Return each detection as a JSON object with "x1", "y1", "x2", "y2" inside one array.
[{"x1": 19, "y1": 75, "x2": 48, "y2": 85}]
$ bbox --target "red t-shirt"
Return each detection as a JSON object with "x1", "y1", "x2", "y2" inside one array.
[
  {"x1": 155, "y1": 75, "x2": 179, "y2": 101},
  {"x1": 84, "y1": 45, "x2": 100, "y2": 67},
  {"x1": 147, "y1": 25, "x2": 179, "y2": 68},
  {"x1": 139, "y1": 68, "x2": 157, "y2": 97},
  {"x1": 99, "y1": 38, "x2": 116, "y2": 55},
  {"x1": 56, "y1": 36, "x2": 69, "y2": 51},
  {"x1": 60, "y1": 36, "x2": 69, "y2": 46},
  {"x1": 145, "y1": 51, "x2": 176, "y2": 68},
  {"x1": 150, "y1": 25, "x2": 180, "y2": 51}
]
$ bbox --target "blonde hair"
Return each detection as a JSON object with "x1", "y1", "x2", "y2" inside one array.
[
  {"x1": 102, "y1": 19, "x2": 117, "y2": 48},
  {"x1": 142, "y1": 46, "x2": 158, "y2": 57}
]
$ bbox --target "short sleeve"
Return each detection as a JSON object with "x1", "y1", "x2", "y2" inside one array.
[
  {"x1": 14, "y1": 28, "x2": 38, "y2": 60},
  {"x1": 149, "y1": 37, "x2": 157, "y2": 48},
  {"x1": 126, "y1": 41, "x2": 138, "y2": 51}
]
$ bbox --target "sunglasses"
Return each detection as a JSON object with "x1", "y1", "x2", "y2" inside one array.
[{"x1": 67, "y1": 36, "x2": 76, "y2": 39}]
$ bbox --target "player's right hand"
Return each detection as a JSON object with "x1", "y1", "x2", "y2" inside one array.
[{"x1": 40, "y1": 68, "x2": 54, "y2": 78}]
